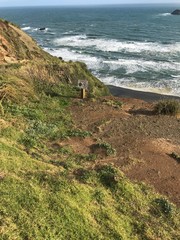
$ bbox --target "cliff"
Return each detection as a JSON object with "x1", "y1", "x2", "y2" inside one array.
[{"x1": 0, "y1": 18, "x2": 109, "y2": 102}]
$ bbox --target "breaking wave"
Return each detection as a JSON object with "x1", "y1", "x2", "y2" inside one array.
[{"x1": 53, "y1": 35, "x2": 180, "y2": 54}]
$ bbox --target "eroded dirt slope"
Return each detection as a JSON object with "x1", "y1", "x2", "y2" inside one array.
[{"x1": 71, "y1": 96, "x2": 180, "y2": 206}]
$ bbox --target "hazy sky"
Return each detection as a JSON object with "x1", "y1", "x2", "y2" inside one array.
[{"x1": 0, "y1": 0, "x2": 178, "y2": 7}]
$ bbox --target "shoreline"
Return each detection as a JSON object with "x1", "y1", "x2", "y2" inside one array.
[{"x1": 107, "y1": 85, "x2": 180, "y2": 102}]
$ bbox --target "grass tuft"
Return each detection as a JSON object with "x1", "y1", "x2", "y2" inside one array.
[{"x1": 154, "y1": 100, "x2": 180, "y2": 116}]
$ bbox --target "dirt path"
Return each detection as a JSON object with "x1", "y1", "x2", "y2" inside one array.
[{"x1": 71, "y1": 96, "x2": 180, "y2": 206}]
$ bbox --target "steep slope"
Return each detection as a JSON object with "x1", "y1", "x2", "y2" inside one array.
[
  {"x1": 0, "y1": 19, "x2": 46, "y2": 63},
  {"x1": 0, "y1": 18, "x2": 109, "y2": 102},
  {"x1": 0, "y1": 19, "x2": 179, "y2": 239}
]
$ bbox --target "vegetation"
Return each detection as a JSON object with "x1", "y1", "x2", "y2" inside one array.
[
  {"x1": 102, "y1": 98, "x2": 123, "y2": 109},
  {"x1": 0, "y1": 18, "x2": 179, "y2": 240},
  {"x1": 170, "y1": 152, "x2": 180, "y2": 163},
  {"x1": 1, "y1": 88, "x2": 179, "y2": 239},
  {"x1": 154, "y1": 99, "x2": 180, "y2": 116}
]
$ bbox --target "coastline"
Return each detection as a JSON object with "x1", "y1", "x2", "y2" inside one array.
[{"x1": 107, "y1": 85, "x2": 180, "y2": 102}]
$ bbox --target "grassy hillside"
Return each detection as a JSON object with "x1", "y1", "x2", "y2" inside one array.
[
  {"x1": 1, "y1": 84, "x2": 180, "y2": 240},
  {"x1": 0, "y1": 19, "x2": 179, "y2": 239}
]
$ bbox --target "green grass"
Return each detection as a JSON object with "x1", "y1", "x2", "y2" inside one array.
[
  {"x1": 0, "y1": 139, "x2": 179, "y2": 239},
  {"x1": 1, "y1": 86, "x2": 179, "y2": 239}
]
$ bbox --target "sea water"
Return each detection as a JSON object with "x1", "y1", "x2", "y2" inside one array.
[{"x1": 0, "y1": 4, "x2": 180, "y2": 96}]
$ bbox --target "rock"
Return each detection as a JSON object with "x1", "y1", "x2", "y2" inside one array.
[
  {"x1": 39, "y1": 27, "x2": 46, "y2": 31},
  {"x1": 171, "y1": 9, "x2": 180, "y2": 15}
]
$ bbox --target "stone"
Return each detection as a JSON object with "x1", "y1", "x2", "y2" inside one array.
[{"x1": 171, "y1": 9, "x2": 180, "y2": 15}]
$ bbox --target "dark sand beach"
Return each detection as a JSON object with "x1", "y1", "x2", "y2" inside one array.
[{"x1": 108, "y1": 85, "x2": 180, "y2": 102}]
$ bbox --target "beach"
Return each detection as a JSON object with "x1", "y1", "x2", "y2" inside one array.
[{"x1": 108, "y1": 85, "x2": 180, "y2": 102}]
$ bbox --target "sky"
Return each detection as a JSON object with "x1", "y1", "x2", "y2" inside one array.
[{"x1": 0, "y1": 0, "x2": 178, "y2": 7}]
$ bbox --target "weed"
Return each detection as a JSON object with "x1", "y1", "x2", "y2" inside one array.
[
  {"x1": 19, "y1": 135, "x2": 37, "y2": 150},
  {"x1": 152, "y1": 198, "x2": 172, "y2": 216},
  {"x1": 103, "y1": 99, "x2": 123, "y2": 109},
  {"x1": 75, "y1": 153, "x2": 97, "y2": 162},
  {"x1": 93, "y1": 189, "x2": 105, "y2": 204},
  {"x1": 95, "y1": 141, "x2": 116, "y2": 156},
  {"x1": 154, "y1": 100, "x2": 180, "y2": 116},
  {"x1": 74, "y1": 168, "x2": 96, "y2": 183},
  {"x1": 65, "y1": 129, "x2": 92, "y2": 138},
  {"x1": 98, "y1": 165, "x2": 119, "y2": 188}
]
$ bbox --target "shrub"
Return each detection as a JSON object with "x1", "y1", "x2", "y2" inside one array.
[
  {"x1": 152, "y1": 198, "x2": 172, "y2": 216},
  {"x1": 20, "y1": 135, "x2": 37, "y2": 150},
  {"x1": 154, "y1": 100, "x2": 180, "y2": 116},
  {"x1": 96, "y1": 142, "x2": 116, "y2": 156},
  {"x1": 93, "y1": 189, "x2": 105, "y2": 204},
  {"x1": 74, "y1": 168, "x2": 95, "y2": 183},
  {"x1": 98, "y1": 165, "x2": 119, "y2": 188}
]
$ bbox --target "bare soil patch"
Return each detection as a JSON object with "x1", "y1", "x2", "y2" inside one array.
[{"x1": 71, "y1": 96, "x2": 180, "y2": 206}]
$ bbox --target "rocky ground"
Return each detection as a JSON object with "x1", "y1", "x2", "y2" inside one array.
[{"x1": 70, "y1": 96, "x2": 180, "y2": 206}]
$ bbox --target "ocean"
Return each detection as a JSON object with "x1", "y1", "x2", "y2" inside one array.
[{"x1": 0, "y1": 4, "x2": 180, "y2": 96}]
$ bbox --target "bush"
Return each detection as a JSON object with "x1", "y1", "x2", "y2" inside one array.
[
  {"x1": 74, "y1": 168, "x2": 95, "y2": 183},
  {"x1": 152, "y1": 198, "x2": 172, "y2": 216},
  {"x1": 96, "y1": 142, "x2": 116, "y2": 156},
  {"x1": 98, "y1": 165, "x2": 118, "y2": 188},
  {"x1": 154, "y1": 100, "x2": 180, "y2": 116}
]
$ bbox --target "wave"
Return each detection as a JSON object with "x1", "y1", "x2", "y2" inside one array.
[
  {"x1": 44, "y1": 48, "x2": 101, "y2": 70},
  {"x1": 21, "y1": 26, "x2": 31, "y2": 30},
  {"x1": 158, "y1": 13, "x2": 171, "y2": 17},
  {"x1": 171, "y1": 75, "x2": 180, "y2": 78},
  {"x1": 45, "y1": 47, "x2": 180, "y2": 74},
  {"x1": 103, "y1": 59, "x2": 180, "y2": 74},
  {"x1": 53, "y1": 35, "x2": 180, "y2": 54}
]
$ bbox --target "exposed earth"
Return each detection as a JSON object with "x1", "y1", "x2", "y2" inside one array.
[{"x1": 70, "y1": 96, "x2": 180, "y2": 206}]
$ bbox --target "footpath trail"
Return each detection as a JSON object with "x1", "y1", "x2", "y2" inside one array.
[{"x1": 71, "y1": 96, "x2": 180, "y2": 206}]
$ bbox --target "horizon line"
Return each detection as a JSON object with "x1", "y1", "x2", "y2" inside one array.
[{"x1": 0, "y1": 3, "x2": 179, "y2": 8}]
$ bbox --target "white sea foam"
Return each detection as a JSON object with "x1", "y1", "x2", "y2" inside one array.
[
  {"x1": 158, "y1": 13, "x2": 171, "y2": 17},
  {"x1": 171, "y1": 75, "x2": 180, "y2": 78},
  {"x1": 45, "y1": 46, "x2": 180, "y2": 74},
  {"x1": 45, "y1": 48, "x2": 102, "y2": 70},
  {"x1": 103, "y1": 59, "x2": 180, "y2": 74},
  {"x1": 63, "y1": 30, "x2": 74, "y2": 35},
  {"x1": 21, "y1": 26, "x2": 31, "y2": 31},
  {"x1": 53, "y1": 35, "x2": 180, "y2": 54}
]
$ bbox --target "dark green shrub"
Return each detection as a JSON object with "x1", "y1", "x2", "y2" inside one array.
[
  {"x1": 98, "y1": 165, "x2": 118, "y2": 188},
  {"x1": 20, "y1": 135, "x2": 37, "y2": 149},
  {"x1": 95, "y1": 142, "x2": 116, "y2": 156},
  {"x1": 93, "y1": 190, "x2": 105, "y2": 204},
  {"x1": 74, "y1": 168, "x2": 95, "y2": 183},
  {"x1": 152, "y1": 198, "x2": 172, "y2": 216},
  {"x1": 154, "y1": 100, "x2": 180, "y2": 116}
]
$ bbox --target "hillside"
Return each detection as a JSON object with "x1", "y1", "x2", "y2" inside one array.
[{"x1": 0, "y1": 19, "x2": 180, "y2": 239}]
